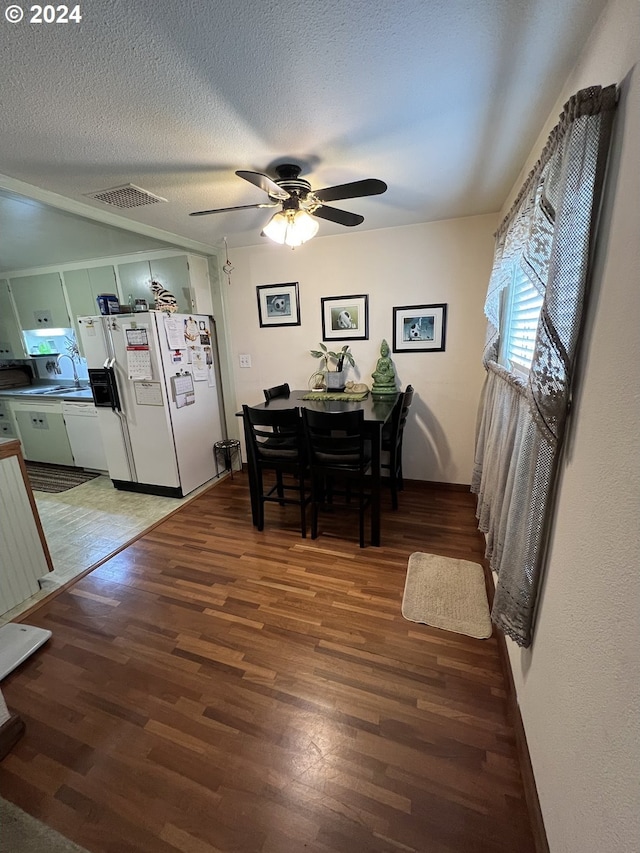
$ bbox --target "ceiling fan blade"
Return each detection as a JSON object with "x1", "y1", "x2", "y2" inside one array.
[
  {"x1": 236, "y1": 170, "x2": 290, "y2": 200},
  {"x1": 313, "y1": 205, "x2": 364, "y2": 227},
  {"x1": 189, "y1": 203, "x2": 277, "y2": 217},
  {"x1": 313, "y1": 178, "x2": 387, "y2": 203}
]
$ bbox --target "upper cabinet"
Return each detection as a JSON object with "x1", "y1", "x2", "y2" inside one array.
[
  {"x1": 118, "y1": 256, "x2": 192, "y2": 313},
  {"x1": 4, "y1": 254, "x2": 212, "y2": 355},
  {"x1": 64, "y1": 265, "x2": 117, "y2": 346},
  {"x1": 0, "y1": 279, "x2": 25, "y2": 358},
  {"x1": 10, "y1": 272, "x2": 70, "y2": 330}
]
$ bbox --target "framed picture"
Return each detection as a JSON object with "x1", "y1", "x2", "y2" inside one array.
[
  {"x1": 392, "y1": 303, "x2": 447, "y2": 352},
  {"x1": 321, "y1": 294, "x2": 369, "y2": 341},
  {"x1": 256, "y1": 282, "x2": 301, "y2": 327}
]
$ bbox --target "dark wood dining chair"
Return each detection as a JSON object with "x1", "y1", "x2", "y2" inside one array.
[
  {"x1": 242, "y1": 404, "x2": 310, "y2": 537},
  {"x1": 381, "y1": 385, "x2": 414, "y2": 509},
  {"x1": 302, "y1": 408, "x2": 372, "y2": 548},
  {"x1": 263, "y1": 382, "x2": 290, "y2": 403}
]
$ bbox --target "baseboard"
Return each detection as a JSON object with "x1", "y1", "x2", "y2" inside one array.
[
  {"x1": 0, "y1": 713, "x2": 25, "y2": 761},
  {"x1": 486, "y1": 566, "x2": 550, "y2": 853},
  {"x1": 402, "y1": 478, "x2": 472, "y2": 491}
]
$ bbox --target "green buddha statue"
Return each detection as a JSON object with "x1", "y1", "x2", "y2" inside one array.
[{"x1": 371, "y1": 339, "x2": 398, "y2": 399}]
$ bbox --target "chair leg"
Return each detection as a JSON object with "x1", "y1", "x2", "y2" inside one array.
[
  {"x1": 255, "y1": 471, "x2": 265, "y2": 530},
  {"x1": 276, "y1": 471, "x2": 285, "y2": 504},
  {"x1": 387, "y1": 451, "x2": 399, "y2": 510},
  {"x1": 310, "y1": 476, "x2": 320, "y2": 539},
  {"x1": 397, "y1": 447, "x2": 405, "y2": 491},
  {"x1": 390, "y1": 474, "x2": 399, "y2": 511},
  {"x1": 299, "y1": 476, "x2": 307, "y2": 538},
  {"x1": 248, "y1": 476, "x2": 260, "y2": 526}
]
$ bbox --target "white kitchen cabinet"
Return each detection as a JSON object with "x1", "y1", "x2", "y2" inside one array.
[
  {"x1": 117, "y1": 255, "x2": 193, "y2": 313},
  {"x1": 62, "y1": 401, "x2": 108, "y2": 470},
  {"x1": 10, "y1": 272, "x2": 70, "y2": 331},
  {"x1": 63, "y1": 265, "x2": 117, "y2": 353},
  {"x1": 0, "y1": 399, "x2": 18, "y2": 440},
  {"x1": 11, "y1": 399, "x2": 74, "y2": 466},
  {"x1": 0, "y1": 280, "x2": 25, "y2": 359}
]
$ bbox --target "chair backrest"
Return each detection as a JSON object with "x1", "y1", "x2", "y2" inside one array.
[
  {"x1": 242, "y1": 405, "x2": 302, "y2": 464},
  {"x1": 398, "y1": 385, "x2": 414, "y2": 436},
  {"x1": 263, "y1": 382, "x2": 291, "y2": 403},
  {"x1": 387, "y1": 385, "x2": 414, "y2": 451},
  {"x1": 302, "y1": 408, "x2": 367, "y2": 472}
]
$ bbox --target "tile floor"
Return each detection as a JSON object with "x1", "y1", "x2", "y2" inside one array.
[{"x1": 1, "y1": 474, "x2": 218, "y2": 625}]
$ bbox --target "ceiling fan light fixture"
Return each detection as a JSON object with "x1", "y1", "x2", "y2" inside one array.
[{"x1": 263, "y1": 208, "x2": 319, "y2": 248}]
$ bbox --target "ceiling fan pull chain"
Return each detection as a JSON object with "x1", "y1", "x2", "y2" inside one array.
[{"x1": 222, "y1": 237, "x2": 234, "y2": 285}]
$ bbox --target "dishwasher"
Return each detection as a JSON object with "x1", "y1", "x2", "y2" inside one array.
[{"x1": 62, "y1": 401, "x2": 108, "y2": 471}]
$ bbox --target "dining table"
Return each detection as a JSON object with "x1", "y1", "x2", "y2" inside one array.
[{"x1": 238, "y1": 390, "x2": 398, "y2": 546}]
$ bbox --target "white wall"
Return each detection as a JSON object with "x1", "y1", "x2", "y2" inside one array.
[
  {"x1": 502, "y1": 0, "x2": 640, "y2": 850},
  {"x1": 224, "y1": 214, "x2": 498, "y2": 484}
]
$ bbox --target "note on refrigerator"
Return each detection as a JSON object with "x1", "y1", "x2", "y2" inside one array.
[
  {"x1": 170, "y1": 372, "x2": 195, "y2": 408},
  {"x1": 164, "y1": 315, "x2": 186, "y2": 350},
  {"x1": 134, "y1": 381, "x2": 164, "y2": 406},
  {"x1": 126, "y1": 347, "x2": 152, "y2": 380},
  {"x1": 189, "y1": 346, "x2": 208, "y2": 380}
]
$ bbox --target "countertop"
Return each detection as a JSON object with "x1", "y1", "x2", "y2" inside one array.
[{"x1": 0, "y1": 383, "x2": 94, "y2": 402}]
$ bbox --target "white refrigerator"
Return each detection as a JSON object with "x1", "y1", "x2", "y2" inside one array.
[{"x1": 77, "y1": 311, "x2": 225, "y2": 497}]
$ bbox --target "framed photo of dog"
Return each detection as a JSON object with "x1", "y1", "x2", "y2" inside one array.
[
  {"x1": 256, "y1": 282, "x2": 301, "y2": 328},
  {"x1": 321, "y1": 294, "x2": 369, "y2": 341},
  {"x1": 393, "y1": 303, "x2": 447, "y2": 352}
]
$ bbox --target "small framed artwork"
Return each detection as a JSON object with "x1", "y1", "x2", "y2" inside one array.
[
  {"x1": 321, "y1": 294, "x2": 369, "y2": 341},
  {"x1": 393, "y1": 303, "x2": 447, "y2": 352},
  {"x1": 256, "y1": 282, "x2": 301, "y2": 328}
]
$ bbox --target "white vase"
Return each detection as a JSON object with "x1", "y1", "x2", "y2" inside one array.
[{"x1": 325, "y1": 370, "x2": 345, "y2": 390}]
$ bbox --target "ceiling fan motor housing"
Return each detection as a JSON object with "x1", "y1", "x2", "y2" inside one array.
[{"x1": 270, "y1": 164, "x2": 312, "y2": 205}]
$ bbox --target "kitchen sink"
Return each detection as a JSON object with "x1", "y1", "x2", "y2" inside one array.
[{"x1": 21, "y1": 385, "x2": 90, "y2": 395}]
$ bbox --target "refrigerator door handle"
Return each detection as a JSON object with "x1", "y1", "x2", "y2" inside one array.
[
  {"x1": 116, "y1": 410, "x2": 138, "y2": 482},
  {"x1": 109, "y1": 370, "x2": 121, "y2": 412}
]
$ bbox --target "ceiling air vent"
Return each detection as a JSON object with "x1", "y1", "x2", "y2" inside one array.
[{"x1": 86, "y1": 184, "x2": 167, "y2": 209}]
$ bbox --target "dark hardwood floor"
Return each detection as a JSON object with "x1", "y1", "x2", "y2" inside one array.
[{"x1": 0, "y1": 473, "x2": 536, "y2": 853}]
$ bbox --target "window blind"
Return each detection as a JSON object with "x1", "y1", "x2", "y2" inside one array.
[{"x1": 504, "y1": 267, "x2": 543, "y2": 371}]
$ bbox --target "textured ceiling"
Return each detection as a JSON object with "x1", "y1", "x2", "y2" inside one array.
[{"x1": 0, "y1": 0, "x2": 608, "y2": 261}]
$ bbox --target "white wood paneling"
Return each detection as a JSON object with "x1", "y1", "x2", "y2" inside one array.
[{"x1": 0, "y1": 454, "x2": 49, "y2": 615}]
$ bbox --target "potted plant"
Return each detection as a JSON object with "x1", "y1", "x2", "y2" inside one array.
[{"x1": 309, "y1": 343, "x2": 355, "y2": 390}]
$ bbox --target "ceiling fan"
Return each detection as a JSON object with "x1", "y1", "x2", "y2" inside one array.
[{"x1": 189, "y1": 163, "x2": 387, "y2": 247}]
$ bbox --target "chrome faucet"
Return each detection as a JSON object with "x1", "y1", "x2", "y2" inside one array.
[{"x1": 57, "y1": 354, "x2": 81, "y2": 388}]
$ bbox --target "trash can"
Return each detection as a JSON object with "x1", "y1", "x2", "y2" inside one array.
[{"x1": 214, "y1": 439, "x2": 242, "y2": 479}]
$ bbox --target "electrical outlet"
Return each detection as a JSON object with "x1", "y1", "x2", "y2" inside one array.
[{"x1": 239, "y1": 354, "x2": 252, "y2": 369}]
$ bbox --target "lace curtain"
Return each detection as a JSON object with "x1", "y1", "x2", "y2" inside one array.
[{"x1": 472, "y1": 85, "x2": 617, "y2": 647}]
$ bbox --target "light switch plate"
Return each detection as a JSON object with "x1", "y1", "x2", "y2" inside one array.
[{"x1": 239, "y1": 354, "x2": 252, "y2": 368}]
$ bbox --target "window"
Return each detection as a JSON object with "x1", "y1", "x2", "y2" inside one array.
[{"x1": 499, "y1": 265, "x2": 543, "y2": 374}]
